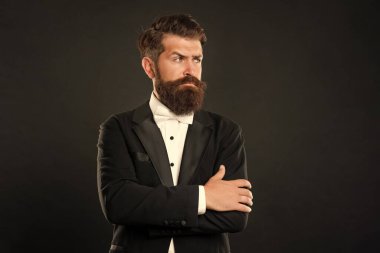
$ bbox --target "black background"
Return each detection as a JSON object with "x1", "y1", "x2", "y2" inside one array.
[{"x1": 1, "y1": 0, "x2": 379, "y2": 252}]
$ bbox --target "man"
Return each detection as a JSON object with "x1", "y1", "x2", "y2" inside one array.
[{"x1": 97, "y1": 14, "x2": 253, "y2": 253}]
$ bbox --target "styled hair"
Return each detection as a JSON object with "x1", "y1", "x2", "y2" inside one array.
[{"x1": 137, "y1": 14, "x2": 207, "y2": 62}]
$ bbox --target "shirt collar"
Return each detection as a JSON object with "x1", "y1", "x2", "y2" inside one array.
[{"x1": 149, "y1": 92, "x2": 194, "y2": 125}]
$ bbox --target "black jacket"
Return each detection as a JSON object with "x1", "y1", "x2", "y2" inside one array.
[{"x1": 97, "y1": 102, "x2": 249, "y2": 253}]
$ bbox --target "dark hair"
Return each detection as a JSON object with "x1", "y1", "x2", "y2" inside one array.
[{"x1": 137, "y1": 14, "x2": 207, "y2": 62}]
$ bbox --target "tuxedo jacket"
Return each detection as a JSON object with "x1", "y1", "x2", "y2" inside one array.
[{"x1": 97, "y1": 101, "x2": 249, "y2": 253}]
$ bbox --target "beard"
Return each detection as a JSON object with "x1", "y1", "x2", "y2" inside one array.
[{"x1": 154, "y1": 72, "x2": 207, "y2": 115}]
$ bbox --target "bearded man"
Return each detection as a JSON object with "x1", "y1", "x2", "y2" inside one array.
[{"x1": 97, "y1": 14, "x2": 253, "y2": 253}]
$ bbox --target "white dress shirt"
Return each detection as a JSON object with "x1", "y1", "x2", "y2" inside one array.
[{"x1": 149, "y1": 92, "x2": 206, "y2": 253}]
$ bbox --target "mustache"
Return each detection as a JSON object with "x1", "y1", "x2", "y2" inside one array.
[{"x1": 169, "y1": 75, "x2": 205, "y2": 88}]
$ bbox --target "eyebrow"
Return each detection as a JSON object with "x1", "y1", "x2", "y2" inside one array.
[{"x1": 171, "y1": 51, "x2": 203, "y2": 59}]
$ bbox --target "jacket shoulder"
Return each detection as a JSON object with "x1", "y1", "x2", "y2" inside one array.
[
  {"x1": 100, "y1": 101, "x2": 150, "y2": 127},
  {"x1": 199, "y1": 110, "x2": 242, "y2": 133},
  {"x1": 100, "y1": 110, "x2": 134, "y2": 128}
]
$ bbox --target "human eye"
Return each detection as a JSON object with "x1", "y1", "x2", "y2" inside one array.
[
  {"x1": 173, "y1": 55, "x2": 183, "y2": 62},
  {"x1": 193, "y1": 57, "x2": 202, "y2": 63}
]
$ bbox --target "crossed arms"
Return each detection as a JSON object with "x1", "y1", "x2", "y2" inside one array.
[{"x1": 97, "y1": 116, "x2": 253, "y2": 235}]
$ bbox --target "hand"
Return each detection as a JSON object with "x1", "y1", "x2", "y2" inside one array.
[{"x1": 204, "y1": 165, "x2": 253, "y2": 213}]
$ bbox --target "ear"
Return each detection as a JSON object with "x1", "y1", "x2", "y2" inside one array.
[{"x1": 141, "y1": 57, "x2": 156, "y2": 79}]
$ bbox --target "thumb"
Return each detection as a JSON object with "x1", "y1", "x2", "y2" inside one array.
[{"x1": 211, "y1": 165, "x2": 225, "y2": 181}]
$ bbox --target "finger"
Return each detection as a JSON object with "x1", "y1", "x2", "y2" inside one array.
[
  {"x1": 230, "y1": 179, "x2": 252, "y2": 189},
  {"x1": 235, "y1": 203, "x2": 252, "y2": 213},
  {"x1": 211, "y1": 165, "x2": 225, "y2": 181},
  {"x1": 219, "y1": 164, "x2": 225, "y2": 177},
  {"x1": 239, "y1": 196, "x2": 253, "y2": 206},
  {"x1": 238, "y1": 188, "x2": 253, "y2": 199}
]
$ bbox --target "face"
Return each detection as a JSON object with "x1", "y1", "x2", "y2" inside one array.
[
  {"x1": 155, "y1": 34, "x2": 203, "y2": 85},
  {"x1": 142, "y1": 34, "x2": 207, "y2": 115}
]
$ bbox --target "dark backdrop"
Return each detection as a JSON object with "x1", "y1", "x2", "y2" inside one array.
[{"x1": 1, "y1": 0, "x2": 379, "y2": 252}]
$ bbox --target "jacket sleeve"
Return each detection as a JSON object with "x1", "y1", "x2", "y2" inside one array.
[
  {"x1": 149, "y1": 122, "x2": 250, "y2": 236},
  {"x1": 97, "y1": 115, "x2": 200, "y2": 228}
]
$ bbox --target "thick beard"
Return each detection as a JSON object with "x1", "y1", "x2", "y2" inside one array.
[{"x1": 155, "y1": 72, "x2": 207, "y2": 115}]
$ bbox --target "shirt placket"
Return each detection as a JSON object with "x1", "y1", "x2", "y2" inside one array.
[{"x1": 166, "y1": 120, "x2": 180, "y2": 185}]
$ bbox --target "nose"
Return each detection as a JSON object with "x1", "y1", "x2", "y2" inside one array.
[{"x1": 183, "y1": 60, "x2": 195, "y2": 77}]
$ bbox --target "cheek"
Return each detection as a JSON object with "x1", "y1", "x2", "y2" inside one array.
[
  {"x1": 159, "y1": 63, "x2": 181, "y2": 80},
  {"x1": 196, "y1": 67, "x2": 202, "y2": 79},
  {"x1": 162, "y1": 69, "x2": 179, "y2": 81}
]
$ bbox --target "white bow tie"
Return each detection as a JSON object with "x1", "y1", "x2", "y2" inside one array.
[{"x1": 153, "y1": 112, "x2": 193, "y2": 125}]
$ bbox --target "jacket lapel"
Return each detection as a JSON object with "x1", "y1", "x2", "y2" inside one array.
[
  {"x1": 178, "y1": 111, "x2": 213, "y2": 185},
  {"x1": 132, "y1": 102, "x2": 174, "y2": 187}
]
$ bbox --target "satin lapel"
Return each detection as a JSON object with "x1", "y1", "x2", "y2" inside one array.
[
  {"x1": 178, "y1": 116, "x2": 213, "y2": 185},
  {"x1": 132, "y1": 103, "x2": 174, "y2": 187}
]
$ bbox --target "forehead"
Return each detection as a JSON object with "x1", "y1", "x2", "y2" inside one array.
[{"x1": 161, "y1": 34, "x2": 203, "y2": 55}]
